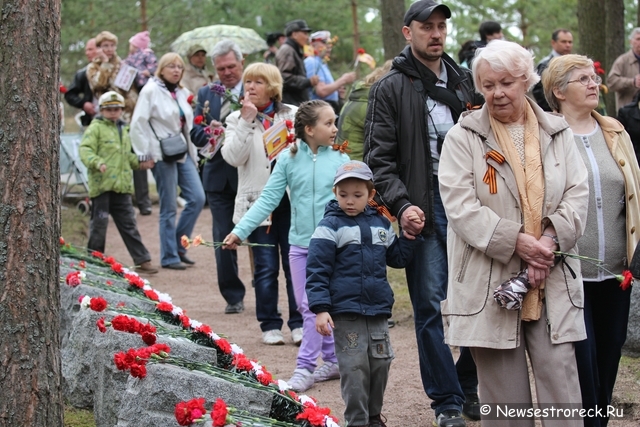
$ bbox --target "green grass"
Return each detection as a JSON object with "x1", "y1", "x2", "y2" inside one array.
[
  {"x1": 61, "y1": 202, "x2": 90, "y2": 247},
  {"x1": 619, "y1": 355, "x2": 640, "y2": 382},
  {"x1": 64, "y1": 406, "x2": 95, "y2": 427}
]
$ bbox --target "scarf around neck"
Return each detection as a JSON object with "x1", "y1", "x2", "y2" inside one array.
[{"x1": 489, "y1": 100, "x2": 545, "y2": 321}]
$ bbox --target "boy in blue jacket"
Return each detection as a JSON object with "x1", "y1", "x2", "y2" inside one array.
[{"x1": 306, "y1": 161, "x2": 423, "y2": 427}]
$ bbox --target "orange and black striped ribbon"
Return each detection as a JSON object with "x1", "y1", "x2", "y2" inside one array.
[
  {"x1": 332, "y1": 140, "x2": 351, "y2": 154},
  {"x1": 483, "y1": 150, "x2": 506, "y2": 194},
  {"x1": 368, "y1": 200, "x2": 396, "y2": 222}
]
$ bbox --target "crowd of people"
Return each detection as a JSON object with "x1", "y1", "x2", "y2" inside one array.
[{"x1": 65, "y1": 1, "x2": 640, "y2": 426}]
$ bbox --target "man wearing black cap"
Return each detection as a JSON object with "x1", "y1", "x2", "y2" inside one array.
[
  {"x1": 275, "y1": 19, "x2": 319, "y2": 106},
  {"x1": 364, "y1": 1, "x2": 483, "y2": 426},
  {"x1": 264, "y1": 32, "x2": 285, "y2": 64}
]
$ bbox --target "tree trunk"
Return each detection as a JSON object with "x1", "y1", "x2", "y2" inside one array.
[
  {"x1": 0, "y1": 0, "x2": 63, "y2": 426},
  {"x1": 380, "y1": 0, "x2": 406, "y2": 60},
  {"x1": 577, "y1": 0, "x2": 606, "y2": 59},
  {"x1": 604, "y1": 0, "x2": 626, "y2": 115}
]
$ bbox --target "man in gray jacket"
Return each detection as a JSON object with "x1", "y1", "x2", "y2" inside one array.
[{"x1": 275, "y1": 19, "x2": 319, "y2": 106}]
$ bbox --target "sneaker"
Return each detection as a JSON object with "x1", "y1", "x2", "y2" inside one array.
[
  {"x1": 225, "y1": 301, "x2": 244, "y2": 314},
  {"x1": 291, "y1": 328, "x2": 303, "y2": 346},
  {"x1": 462, "y1": 393, "x2": 481, "y2": 421},
  {"x1": 313, "y1": 361, "x2": 340, "y2": 382},
  {"x1": 433, "y1": 410, "x2": 466, "y2": 427},
  {"x1": 369, "y1": 414, "x2": 388, "y2": 427},
  {"x1": 287, "y1": 368, "x2": 314, "y2": 392},
  {"x1": 262, "y1": 329, "x2": 285, "y2": 345},
  {"x1": 135, "y1": 261, "x2": 158, "y2": 274}
]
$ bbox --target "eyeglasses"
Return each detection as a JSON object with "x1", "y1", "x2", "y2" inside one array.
[
  {"x1": 165, "y1": 64, "x2": 184, "y2": 70},
  {"x1": 567, "y1": 74, "x2": 602, "y2": 86}
]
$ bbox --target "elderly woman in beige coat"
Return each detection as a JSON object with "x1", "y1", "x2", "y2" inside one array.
[
  {"x1": 543, "y1": 54, "x2": 640, "y2": 427},
  {"x1": 439, "y1": 40, "x2": 589, "y2": 427}
]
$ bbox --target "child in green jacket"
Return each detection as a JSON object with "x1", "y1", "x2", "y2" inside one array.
[{"x1": 80, "y1": 91, "x2": 157, "y2": 274}]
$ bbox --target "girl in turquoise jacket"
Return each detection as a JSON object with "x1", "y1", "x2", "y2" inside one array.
[{"x1": 224, "y1": 100, "x2": 349, "y2": 392}]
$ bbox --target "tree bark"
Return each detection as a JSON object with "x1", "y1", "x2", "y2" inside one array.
[
  {"x1": 0, "y1": 0, "x2": 63, "y2": 426},
  {"x1": 577, "y1": 0, "x2": 606, "y2": 60},
  {"x1": 380, "y1": 0, "x2": 406, "y2": 60}
]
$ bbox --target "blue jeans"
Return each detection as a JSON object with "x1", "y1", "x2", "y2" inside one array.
[
  {"x1": 248, "y1": 211, "x2": 302, "y2": 332},
  {"x1": 151, "y1": 159, "x2": 205, "y2": 266},
  {"x1": 206, "y1": 186, "x2": 245, "y2": 305},
  {"x1": 404, "y1": 176, "x2": 467, "y2": 415}
]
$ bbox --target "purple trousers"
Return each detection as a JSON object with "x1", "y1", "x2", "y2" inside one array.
[{"x1": 289, "y1": 245, "x2": 338, "y2": 371}]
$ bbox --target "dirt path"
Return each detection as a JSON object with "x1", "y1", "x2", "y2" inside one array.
[{"x1": 99, "y1": 205, "x2": 638, "y2": 426}]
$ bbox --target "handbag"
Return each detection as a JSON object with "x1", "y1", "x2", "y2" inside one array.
[{"x1": 149, "y1": 122, "x2": 187, "y2": 162}]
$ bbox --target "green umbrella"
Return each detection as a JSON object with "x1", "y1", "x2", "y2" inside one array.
[{"x1": 171, "y1": 24, "x2": 268, "y2": 56}]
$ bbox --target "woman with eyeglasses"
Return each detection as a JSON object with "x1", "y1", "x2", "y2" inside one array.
[
  {"x1": 542, "y1": 54, "x2": 640, "y2": 427},
  {"x1": 130, "y1": 53, "x2": 205, "y2": 270}
]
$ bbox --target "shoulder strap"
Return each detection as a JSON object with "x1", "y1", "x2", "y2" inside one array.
[{"x1": 410, "y1": 77, "x2": 465, "y2": 118}]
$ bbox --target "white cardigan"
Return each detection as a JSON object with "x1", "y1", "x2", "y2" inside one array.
[
  {"x1": 130, "y1": 77, "x2": 197, "y2": 164},
  {"x1": 221, "y1": 104, "x2": 297, "y2": 226}
]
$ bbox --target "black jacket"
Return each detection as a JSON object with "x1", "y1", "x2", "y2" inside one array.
[
  {"x1": 617, "y1": 91, "x2": 640, "y2": 161},
  {"x1": 532, "y1": 52, "x2": 554, "y2": 112},
  {"x1": 275, "y1": 38, "x2": 312, "y2": 106},
  {"x1": 64, "y1": 67, "x2": 95, "y2": 126},
  {"x1": 363, "y1": 46, "x2": 483, "y2": 234}
]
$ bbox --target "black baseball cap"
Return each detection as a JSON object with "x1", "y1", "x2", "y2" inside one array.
[
  {"x1": 285, "y1": 19, "x2": 312, "y2": 36},
  {"x1": 403, "y1": 0, "x2": 452, "y2": 27}
]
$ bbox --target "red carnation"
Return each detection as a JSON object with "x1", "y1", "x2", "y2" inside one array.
[
  {"x1": 114, "y1": 352, "x2": 131, "y2": 370},
  {"x1": 357, "y1": 48, "x2": 365, "y2": 54},
  {"x1": 232, "y1": 354, "x2": 254, "y2": 372},
  {"x1": 59, "y1": 237, "x2": 65, "y2": 245},
  {"x1": 196, "y1": 324, "x2": 212, "y2": 335},
  {"x1": 129, "y1": 363, "x2": 147, "y2": 379},
  {"x1": 141, "y1": 331, "x2": 157, "y2": 345},
  {"x1": 187, "y1": 94, "x2": 195, "y2": 104},
  {"x1": 215, "y1": 338, "x2": 232, "y2": 354},
  {"x1": 194, "y1": 115, "x2": 204, "y2": 125},
  {"x1": 156, "y1": 301, "x2": 174, "y2": 312},
  {"x1": 111, "y1": 262, "x2": 124, "y2": 274},
  {"x1": 257, "y1": 371, "x2": 274, "y2": 386},
  {"x1": 91, "y1": 250, "x2": 104, "y2": 259},
  {"x1": 144, "y1": 289, "x2": 159, "y2": 301},
  {"x1": 104, "y1": 256, "x2": 116, "y2": 265},
  {"x1": 111, "y1": 314, "x2": 131, "y2": 332},
  {"x1": 125, "y1": 273, "x2": 145, "y2": 288},
  {"x1": 96, "y1": 317, "x2": 107, "y2": 333},
  {"x1": 621, "y1": 270, "x2": 633, "y2": 291},
  {"x1": 211, "y1": 398, "x2": 228, "y2": 427},
  {"x1": 59, "y1": 83, "x2": 68, "y2": 94},
  {"x1": 79, "y1": 260, "x2": 86, "y2": 269},
  {"x1": 65, "y1": 271, "x2": 82, "y2": 287},
  {"x1": 89, "y1": 297, "x2": 108, "y2": 312},
  {"x1": 285, "y1": 119, "x2": 293, "y2": 129},
  {"x1": 179, "y1": 314, "x2": 191, "y2": 328},
  {"x1": 151, "y1": 343, "x2": 171, "y2": 355}
]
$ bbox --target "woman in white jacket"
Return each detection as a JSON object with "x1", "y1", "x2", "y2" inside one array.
[
  {"x1": 130, "y1": 53, "x2": 205, "y2": 270},
  {"x1": 221, "y1": 63, "x2": 302, "y2": 345}
]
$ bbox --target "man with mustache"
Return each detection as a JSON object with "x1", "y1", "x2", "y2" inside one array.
[{"x1": 363, "y1": 1, "x2": 483, "y2": 426}]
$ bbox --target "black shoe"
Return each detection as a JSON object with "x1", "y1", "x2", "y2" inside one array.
[
  {"x1": 462, "y1": 393, "x2": 481, "y2": 421},
  {"x1": 387, "y1": 318, "x2": 396, "y2": 328},
  {"x1": 433, "y1": 410, "x2": 466, "y2": 427},
  {"x1": 162, "y1": 262, "x2": 187, "y2": 270},
  {"x1": 179, "y1": 254, "x2": 195, "y2": 265},
  {"x1": 139, "y1": 208, "x2": 152, "y2": 215},
  {"x1": 369, "y1": 413, "x2": 387, "y2": 427},
  {"x1": 225, "y1": 301, "x2": 244, "y2": 314}
]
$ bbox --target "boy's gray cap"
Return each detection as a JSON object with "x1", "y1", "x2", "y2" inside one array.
[
  {"x1": 403, "y1": 0, "x2": 451, "y2": 26},
  {"x1": 285, "y1": 19, "x2": 312, "y2": 36},
  {"x1": 334, "y1": 161, "x2": 374, "y2": 186}
]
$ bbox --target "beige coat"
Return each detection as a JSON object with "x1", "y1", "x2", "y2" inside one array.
[
  {"x1": 593, "y1": 112, "x2": 640, "y2": 262},
  {"x1": 439, "y1": 98, "x2": 589, "y2": 349},
  {"x1": 180, "y1": 64, "x2": 214, "y2": 98},
  {"x1": 607, "y1": 50, "x2": 640, "y2": 112},
  {"x1": 86, "y1": 56, "x2": 138, "y2": 121},
  {"x1": 221, "y1": 104, "x2": 297, "y2": 226}
]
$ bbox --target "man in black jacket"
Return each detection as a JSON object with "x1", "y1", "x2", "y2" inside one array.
[
  {"x1": 364, "y1": 1, "x2": 483, "y2": 426},
  {"x1": 64, "y1": 38, "x2": 98, "y2": 127},
  {"x1": 275, "y1": 19, "x2": 319, "y2": 106}
]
